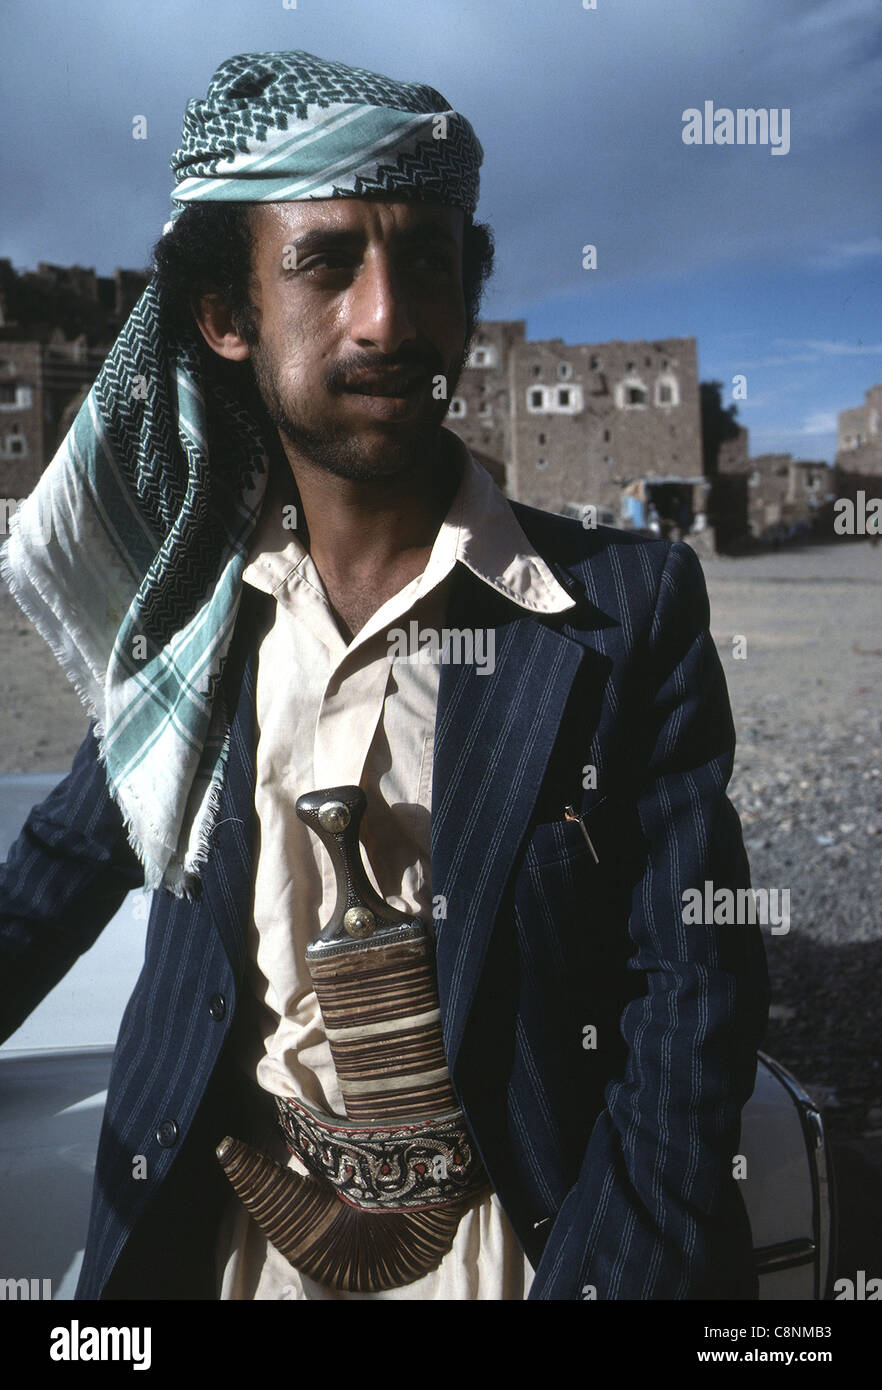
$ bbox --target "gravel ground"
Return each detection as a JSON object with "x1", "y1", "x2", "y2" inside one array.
[
  {"x1": 702, "y1": 537, "x2": 882, "y2": 1280},
  {"x1": 701, "y1": 538, "x2": 882, "y2": 1150},
  {"x1": 2, "y1": 536, "x2": 880, "y2": 1272}
]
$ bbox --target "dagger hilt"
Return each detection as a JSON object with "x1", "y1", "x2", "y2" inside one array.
[{"x1": 295, "y1": 785, "x2": 429, "y2": 960}]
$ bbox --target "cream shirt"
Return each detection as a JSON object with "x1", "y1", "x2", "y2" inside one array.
[{"x1": 217, "y1": 432, "x2": 575, "y2": 1300}]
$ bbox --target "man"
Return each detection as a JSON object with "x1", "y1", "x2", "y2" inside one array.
[{"x1": 0, "y1": 49, "x2": 768, "y2": 1300}]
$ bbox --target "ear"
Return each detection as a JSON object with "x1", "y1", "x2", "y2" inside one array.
[{"x1": 192, "y1": 292, "x2": 251, "y2": 361}]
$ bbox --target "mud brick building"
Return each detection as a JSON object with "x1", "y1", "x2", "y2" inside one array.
[
  {"x1": 447, "y1": 322, "x2": 704, "y2": 533},
  {"x1": 0, "y1": 260, "x2": 148, "y2": 499},
  {"x1": 718, "y1": 448, "x2": 835, "y2": 539},
  {"x1": 836, "y1": 384, "x2": 882, "y2": 507}
]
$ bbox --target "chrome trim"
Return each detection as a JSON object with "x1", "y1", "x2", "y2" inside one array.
[
  {"x1": 757, "y1": 1051, "x2": 836, "y2": 1299},
  {"x1": 755, "y1": 1238, "x2": 817, "y2": 1273}
]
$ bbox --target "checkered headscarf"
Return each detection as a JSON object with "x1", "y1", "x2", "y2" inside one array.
[
  {"x1": 0, "y1": 51, "x2": 483, "y2": 896},
  {"x1": 169, "y1": 49, "x2": 482, "y2": 222}
]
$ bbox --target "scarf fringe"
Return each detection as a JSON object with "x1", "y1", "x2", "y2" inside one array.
[{"x1": 1, "y1": 517, "x2": 219, "y2": 901}]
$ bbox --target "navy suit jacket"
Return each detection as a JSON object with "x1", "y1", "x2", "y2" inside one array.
[{"x1": 0, "y1": 508, "x2": 769, "y2": 1300}]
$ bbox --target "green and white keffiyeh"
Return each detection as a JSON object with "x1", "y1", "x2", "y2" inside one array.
[
  {"x1": 169, "y1": 49, "x2": 482, "y2": 224},
  {"x1": 0, "y1": 50, "x2": 483, "y2": 895}
]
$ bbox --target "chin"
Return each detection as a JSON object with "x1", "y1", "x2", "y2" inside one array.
[{"x1": 279, "y1": 411, "x2": 448, "y2": 483}]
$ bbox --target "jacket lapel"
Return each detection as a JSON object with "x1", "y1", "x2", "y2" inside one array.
[
  {"x1": 431, "y1": 565, "x2": 584, "y2": 1076},
  {"x1": 198, "y1": 586, "x2": 266, "y2": 980},
  {"x1": 200, "y1": 574, "x2": 587, "y2": 1062}
]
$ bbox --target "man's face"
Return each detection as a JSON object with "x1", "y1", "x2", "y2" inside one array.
[{"x1": 242, "y1": 199, "x2": 469, "y2": 482}]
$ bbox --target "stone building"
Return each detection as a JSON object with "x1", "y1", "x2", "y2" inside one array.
[
  {"x1": 718, "y1": 449, "x2": 835, "y2": 539},
  {"x1": 447, "y1": 319, "x2": 526, "y2": 468},
  {"x1": 0, "y1": 260, "x2": 148, "y2": 499},
  {"x1": 448, "y1": 324, "x2": 704, "y2": 530},
  {"x1": 836, "y1": 384, "x2": 882, "y2": 512},
  {"x1": 837, "y1": 383, "x2": 882, "y2": 470}
]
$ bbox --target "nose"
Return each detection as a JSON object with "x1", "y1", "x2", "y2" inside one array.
[{"x1": 346, "y1": 248, "x2": 417, "y2": 355}]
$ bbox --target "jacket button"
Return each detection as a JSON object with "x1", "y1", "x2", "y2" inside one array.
[
  {"x1": 209, "y1": 994, "x2": 226, "y2": 1021},
  {"x1": 156, "y1": 1119, "x2": 179, "y2": 1148}
]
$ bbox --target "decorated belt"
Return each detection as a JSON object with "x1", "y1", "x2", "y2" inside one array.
[{"x1": 216, "y1": 785, "x2": 488, "y2": 1293}]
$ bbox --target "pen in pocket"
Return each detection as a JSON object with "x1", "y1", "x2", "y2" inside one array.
[{"x1": 563, "y1": 805, "x2": 600, "y2": 864}]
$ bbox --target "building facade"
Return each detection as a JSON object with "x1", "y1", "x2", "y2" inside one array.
[
  {"x1": 836, "y1": 385, "x2": 882, "y2": 515},
  {"x1": 718, "y1": 448, "x2": 835, "y2": 539},
  {"x1": 0, "y1": 260, "x2": 148, "y2": 500},
  {"x1": 447, "y1": 324, "x2": 704, "y2": 527},
  {"x1": 837, "y1": 383, "x2": 882, "y2": 471}
]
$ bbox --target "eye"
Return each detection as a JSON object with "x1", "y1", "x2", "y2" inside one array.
[
  {"x1": 296, "y1": 253, "x2": 353, "y2": 274},
  {"x1": 407, "y1": 250, "x2": 457, "y2": 276}
]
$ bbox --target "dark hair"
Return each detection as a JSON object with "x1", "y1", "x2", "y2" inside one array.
[{"x1": 151, "y1": 201, "x2": 495, "y2": 346}]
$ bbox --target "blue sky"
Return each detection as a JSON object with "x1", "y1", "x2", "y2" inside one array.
[{"x1": 2, "y1": 0, "x2": 880, "y2": 464}]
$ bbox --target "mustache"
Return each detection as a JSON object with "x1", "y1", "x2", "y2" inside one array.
[{"x1": 326, "y1": 350, "x2": 444, "y2": 394}]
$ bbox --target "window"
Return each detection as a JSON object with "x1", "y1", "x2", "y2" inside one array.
[
  {"x1": 0, "y1": 383, "x2": 16, "y2": 404},
  {"x1": 537, "y1": 457, "x2": 548, "y2": 469},
  {"x1": 603, "y1": 429, "x2": 610, "y2": 442},
  {"x1": 557, "y1": 361, "x2": 573, "y2": 381},
  {"x1": 532, "y1": 364, "x2": 542, "y2": 378},
  {"x1": 538, "y1": 433, "x2": 546, "y2": 445},
  {"x1": 530, "y1": 384, "x2": 582, "y2": 413},
  {"x1": 7, "y1": 436, "x2": 25, "y2": 455},
  {"x1": 655, "y1": 374, "x2": 679, "y2": 407},
  {"x1": 626, "y1": 360, "x2": 635, "y2": 371},
  {"x1": 468, "y1": 345, "x2": 496, "y2": 368},
  {"x1": 448, "y1": 397, "x2": 467, "y2": 417},
  {"x1": 616, "y1": 375, "x2": 649, "y2": 409}
]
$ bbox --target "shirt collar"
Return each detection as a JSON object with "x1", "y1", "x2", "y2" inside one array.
[
  {"x1": 242, "y1": 429, "x2": 575, "y2": 617},
  {"x1": 423, "y1": 431, "x2": 575, "y2": 614}
]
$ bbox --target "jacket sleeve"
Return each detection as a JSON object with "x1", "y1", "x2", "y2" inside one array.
[
  {"x1": 530, "y1": 540, "x2": 770, "y2": 1300},
  {"x1": 0, "y1": 720, "x2": 145, "y2": 1044}
]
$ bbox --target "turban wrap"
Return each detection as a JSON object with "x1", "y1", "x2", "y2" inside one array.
[
  {"x1": 0, "y1": 51, "x2": 483, "y2": 895},
  {"x1": 170, "y1": 49, "x2": 482, "y2": 221}
]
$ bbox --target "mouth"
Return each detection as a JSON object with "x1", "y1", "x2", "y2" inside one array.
[
  {"x1": 341, "y1": 371, "x2": 427, "y2": 419},
  {"x1": 344, "y1": 370, "x2": 426, "y2": 397}
]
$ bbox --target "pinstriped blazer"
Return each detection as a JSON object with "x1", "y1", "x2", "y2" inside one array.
[{"x1": 0, "y1": 508, "x2": 769, "y2": 1300}]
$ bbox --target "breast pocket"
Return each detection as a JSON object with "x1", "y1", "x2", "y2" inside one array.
[{"x1": 526, "y1": 797, "x2": 609, "y2": 868}]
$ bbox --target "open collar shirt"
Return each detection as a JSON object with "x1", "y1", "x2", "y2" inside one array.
[{"x1": 217, "y1": 431, "x2": 575, "y2": 1300}]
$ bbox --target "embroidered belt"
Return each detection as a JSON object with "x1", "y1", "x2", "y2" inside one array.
[
  {"x1": 274, "y1": 1094, "x2": 485, "y2": 1211},
  {"x1": 216, "y1": 785, "x2": 487, "y2": 1293}
]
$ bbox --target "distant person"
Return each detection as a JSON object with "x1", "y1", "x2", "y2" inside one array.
[{"x1": 0, "y1": 49, "x2": 768, "y2": 1301}]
